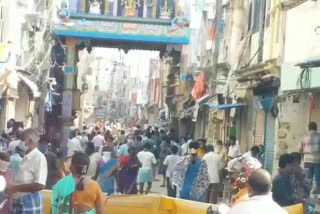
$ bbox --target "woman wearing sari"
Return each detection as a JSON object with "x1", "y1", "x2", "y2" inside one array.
[
  {"x1": 172, "y1": 141, "x2": 210, "y2": 202},
  {"x1": 97, "y1": 146, "x2": 119, "y2": 195},
  {"x1": 118, "y1": 146, "x2": 140, "y2": 194},
  {"x1": 51, "y1": 152, "x2": 105, "y2": 214}
]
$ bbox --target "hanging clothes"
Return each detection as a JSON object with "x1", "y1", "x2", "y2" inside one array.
[{"x1": 191, "y1": 72, "x2": 206, "y2": 100}]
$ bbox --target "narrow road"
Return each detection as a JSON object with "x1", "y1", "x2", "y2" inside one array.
[{"x1": 150, "y1": 173, "x2": 167, "y2": 195}]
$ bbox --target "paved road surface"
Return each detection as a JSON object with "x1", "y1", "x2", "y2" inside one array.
[{"x1": 149, "y1": 173, "x2": 167, "y2": 195}]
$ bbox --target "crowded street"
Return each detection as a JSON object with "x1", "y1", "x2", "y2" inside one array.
[{"x1": 0, "y1": 0, "x2": 319, "y2": 213}]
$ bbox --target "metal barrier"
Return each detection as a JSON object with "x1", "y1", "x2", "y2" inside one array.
[{"x1": 42, "y1": 190, "x2": 303, "y2": 214}]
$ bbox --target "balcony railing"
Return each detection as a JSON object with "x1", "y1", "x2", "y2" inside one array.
[{"x1": 66, "y1": 0, "x2": 181, "y2": 20}]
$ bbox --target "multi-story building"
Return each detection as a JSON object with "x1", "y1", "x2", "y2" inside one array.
[{"x1": 181, "y1": 0, "x2": 320, "y2": 174}]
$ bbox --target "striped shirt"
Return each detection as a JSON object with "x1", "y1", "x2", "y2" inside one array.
[{"x1": 299, "y1": 131, "x2": 320, "y2": 163}]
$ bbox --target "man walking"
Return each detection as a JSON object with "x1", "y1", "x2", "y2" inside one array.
[
  {"x1": 228, "y1": 169, "x2": 287, "y2": 214},
  {"x1": 299, "y1": 121, "x2": 320, "y2": 194},
  {"x1": 92, "y1": 131, "x2": 105, "y2": 152},
  {"x1": 137, "y1": 143, "x2": 157, "y2": 194},
  {"x1": 163, "y1": 145, "x2": 181, "y2": 197},
  {"x1": 203, "y1": 145, "x2": 224, "y2": 204},
  {"x1": 67, "y1": 130, "x2": 82, "y2": 157},
  {"x1": 9, "y1": 128, "x2": 48, "y2": 214}
]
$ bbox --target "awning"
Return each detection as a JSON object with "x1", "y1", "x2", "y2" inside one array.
[
  {"x1": 210, "y1": 103, "x2": 246, "y2": 110},
  {"x1": 18, "y1": 74, "x2": 41, "y2": 98}
]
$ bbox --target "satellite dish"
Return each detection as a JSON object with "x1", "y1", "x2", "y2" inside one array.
[{"x1": 0, "y1": 176, "x2": 6, "y2": 192}]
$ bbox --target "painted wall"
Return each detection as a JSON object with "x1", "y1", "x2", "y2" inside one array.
[{"x1": 275, "y1": 94, "x2": 310, "y2": 161}]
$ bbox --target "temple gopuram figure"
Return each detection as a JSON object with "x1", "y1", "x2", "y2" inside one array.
[{"x1": 156, "y1": 0, "x2": 175, "y2": 19}]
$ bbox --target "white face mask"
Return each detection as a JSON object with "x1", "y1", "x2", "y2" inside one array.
[
  {"x1": 0, "y1": 160, "x2": 9, "y2": 172},
  {"x1": 102, "y1": 151, "x2": 111, "y2": 162}
]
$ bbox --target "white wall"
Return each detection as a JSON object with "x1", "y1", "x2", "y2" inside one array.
[
  {"x1": 277, "y1": 94, "x2": 310, "y2": 153},
  {"x1": 284, "y1": 1, "x2": 320, "y2": 63},
  {"x1": 226, "y1": 0, "x2": 251, "y2": 70}
]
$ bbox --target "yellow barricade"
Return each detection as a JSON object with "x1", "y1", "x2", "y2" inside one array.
[
  {"x1": 284, "y1": 204, "x2": 304, "y2": 214},
  {"x1": 42, "y1": 190, "x2": 303, "y2": 214}
]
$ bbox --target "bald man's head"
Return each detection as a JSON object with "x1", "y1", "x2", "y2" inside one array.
[{"x1": 248, "y1": 169, "x2": 272, "y2": 195}]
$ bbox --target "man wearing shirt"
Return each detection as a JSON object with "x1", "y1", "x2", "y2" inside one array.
[
  {"x1": 243, "y1": 146, "x2": 260, "y2": 159},
  {"x1": 203, "y1": 145, "x2": 224, "y2": 203},
  {"x1": 137, "y1": 143, "x2": 157, "y2": 194},
  {"x1": 228, "y1": 137, "x2": 242, "y2": 159},
  {"x1": 81, "y1": 131, "x2": 89, "y2": 151},
  {"x1": 228, "y1": 169, "x2": 287, "y2": 214},
  {"x1": 8, "y1": 131, "x2": 23, "y2": 154},
  {"x1": 92, "y1": 131, "x2": 105, "y2": 152},
  {"x1": 163, "y1": 145, "x2": 181, "y2": 197},
  {"x1": 8, "y1": 128, "x2": 48, "y2": 214},
  {"x1": 38, "y1": 136, "x2": 62, "y2": 189},
  {"x1": 86, "y1": 143, "x2": 102, "y2": 180},
  {"x1": 299, "y1": 122, "x2": 320, "y2": 194},
  {"x1": 67, "y1": 130, "x2": 82, "y2": 157},
  {"x1": 117, "y1": 130, "x2": 127, "y2": 146},
  {"x1": 272, "y1": 154, "x2": 296, "y2": 206}
]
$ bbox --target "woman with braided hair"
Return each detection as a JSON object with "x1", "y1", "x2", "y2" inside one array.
[{"x1": 51, "y1": 152, "x2": 105, "y2": 214}]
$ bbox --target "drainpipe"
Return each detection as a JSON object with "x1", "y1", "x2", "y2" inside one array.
[{"x1": 258, "y1": 0, "x2": 266, "y2": 62}]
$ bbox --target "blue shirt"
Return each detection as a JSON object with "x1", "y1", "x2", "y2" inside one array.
[
  {"x1": 118, "y1": 144, "x2": 129, "y2": 157},
  {"x1": 9, "y1": 153, "x2": 22, "y2": 177}
]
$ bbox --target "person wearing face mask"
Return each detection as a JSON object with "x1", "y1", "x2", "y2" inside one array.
[
  {"x1": 172, "y1": 141, "x2": 210, "y2": 202},
  {"x1": 8, "y1": 128, "x2": 48, "y2": 214},
  {"x1": 97, "y1": 146, "x2": 119, "y2": 195},
  {"x1": 0, "y1": 152, "x2": 13, "y2": 213},
  {"x1": 86, "y1": 143, "x2": 102, "y2": 180}
]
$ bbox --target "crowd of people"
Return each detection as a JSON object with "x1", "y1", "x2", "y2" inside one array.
[{"x1": 0, "y1": 119, "x2": 318, "y2": 213}]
